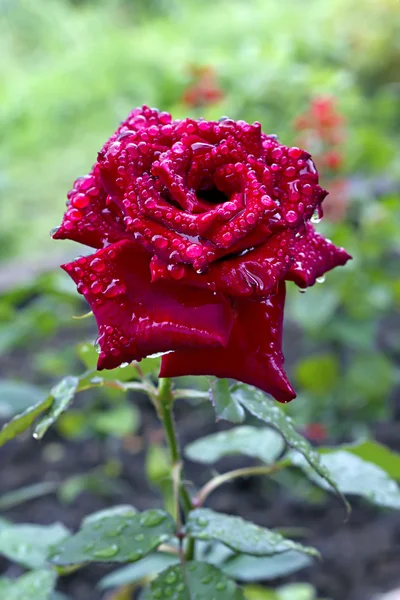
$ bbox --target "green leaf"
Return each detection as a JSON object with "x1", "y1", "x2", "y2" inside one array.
[
  {"x1": 243, "y1": 585, "x2": 278, "y2": 600},
  {"x1": 222, "y1": 551, "x2": 312, "y2": 582},
  {"x1": 0, "y1": 380, "x2": 46, "y2": 418},
  {"x1": 143, "y1": 561, "x2": 245, "y2": 599},
  {"x1": 185, "y1": 426, "x2": 285, "y2": 465},
  {"x1": 83, "y1": 505, "x2": 137, "y2": 526},
  {"x1": 0, "y1": 522, "x2": 69, "y2": 569},
  {"x1": 98, "y1": 553, "x2": 180, "y2": 589},
  {"x1": 290, "y1": 450, "x2": 400, "y2": 509},
  {"x1": 232, "y1": 384, "x2": 349, "y2": 511},
  {"x1": 294, "y1": 354, "x2": 339, "y2": 396},
  {"x1": 186, "y1": 509, "x2": 319, "y2": 558},
  {"x1": 0, "y1": 569, "x2": 57, "y2": 600},
  {"x1": 0, "y1": 394, "x2": 53, "y2": 447},
  {"x1": 277, "y1": 583, "x2": 317, "y2": 600},
  {"x1": 0, "y1": 482, "x2": 58, "y2": 510},
  {"x1": 77, "y1": 343, "x2": 140, "y2": 383},
  {"x1": 209, "y1": 378, "x2": 245, "y2": 423},
  {"x1": 50, "y1": 509, "x2": 175, "y2": 566},
  {"x1": 324, "y1": 440, "x2": 400, "y2": 481},
  {"x1": 92, "y1": 403, "x2": 140, "y2": 437},
  {"x1": 33, "y1": 376, "x2": 80, "y2": 439}
]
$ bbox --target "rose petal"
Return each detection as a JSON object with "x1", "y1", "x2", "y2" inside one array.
[
  {"x1": 160, "y1": 282, "x2": 295, "y2": 403},
  {"x1": 52, "y1": 166, "x2": 126, "y2": 248},
  {"x1": 151, "y1": 229, "x2": 295, "y2": 298},
  {"x1": 286, "y1": 223, "x2": 351, "y2": 287},
  {"x1": 62, "y1": 240, "x2": 233, "y2": 369}
]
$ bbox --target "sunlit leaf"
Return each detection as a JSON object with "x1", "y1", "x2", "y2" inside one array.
[
  {"x1": 185, "y1": 426, "x2": 284, "y2": 465},
  {"x1": 186, "y1": 509, "x2": 319, "y2": 558}
]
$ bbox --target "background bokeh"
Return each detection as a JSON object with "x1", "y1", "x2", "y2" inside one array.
[{"x1": 1, "y1": 1, "x2": 400, "y2": 599}]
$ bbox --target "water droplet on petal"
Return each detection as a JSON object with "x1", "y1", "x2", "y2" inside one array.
[{"x1": 316, "y1": 275, "x2": 325, "y2": 284}]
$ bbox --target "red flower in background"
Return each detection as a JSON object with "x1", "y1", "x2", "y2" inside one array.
[
  {"x1": 182, "y1": 66, "x2": 225, "y2": 108},
  {"x1": 295, "y1": 95, "x2": 349, "y2": 221},
  {"x1": 53, "y1": 107, "x2": 350, "y2": 402}
]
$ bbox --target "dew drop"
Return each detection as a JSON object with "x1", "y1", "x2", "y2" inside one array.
[
  {"x1": 311, "y1": 209, "x2": 322, "y2": 224},
  {"x1": 186, "y1": 244, "x2": 203, "y2": 259},
  {"x1": 165, "y1": 572, "x2": 177, "y2": 584},
  {"x1": 139, "y1": 511, "x2": 166, "y2": 528},
  {"x1": 93, "y1": 544, "x2": 119, "y2": 558},
  {"x1": 50, "y1": 226, "x2": 60, "y2": 238},
  {"x1": 285, "y1": 210, "x2": 297, "y2": 223},
  {"x1": 316, "y1": 275, "x2": 326, "y2": 284}
]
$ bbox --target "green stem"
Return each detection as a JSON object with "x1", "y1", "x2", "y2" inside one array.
[
  {"x1": 156, "y1": 378, "x2": 195, "y2": 561},
  {"x1": 193, "y1": 463, "x2": 285, "y2": 507}
]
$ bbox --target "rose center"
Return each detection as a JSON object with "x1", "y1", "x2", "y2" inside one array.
[{"x1": 196, "y1": 187, "x2": 228, "y2": 205}]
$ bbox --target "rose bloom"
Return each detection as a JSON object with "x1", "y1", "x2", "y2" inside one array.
[{"x1": 53, "y1": 106, "x2": 350, "y2": 403}]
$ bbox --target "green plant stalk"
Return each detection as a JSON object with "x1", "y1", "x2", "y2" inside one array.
[
  {"x1": 156, "y1": 377, "x2": 195, "y2": 560},
  {"x1": 193, "y1": 463, "x2": 285, "y2": 507}
]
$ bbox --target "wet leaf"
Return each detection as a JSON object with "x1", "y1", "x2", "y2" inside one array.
[
  {"x1": 232, "y1": 384, "x2": 349, "y2": 512},
  {"x1": 50, "y1": 510, "x2": 175, "y2": 566},
  {"x1": 290, "y1": 450, "x2": 400, "y2": 509},
  {"x1": 99, "y1": 553, "x2": 180, "y2": 589},
  {"x1": 0, "y1": 569, "x2": 57, "y2": 600},
  {"x1": 33, "y1": 376, "x2": 80, "y2": 439},
  {"x1": 222, "y1": 551, "x2": 312, "y2": 582},
  {"x1": 185, "y1": 426, "x2": 285, "y2": 465},
  {"x1": 143, "y1": 561, "x2": 244, "y2": 599},
  {"x1": 324, "y1": 440, "x2": 400, "y2": 481},
  {"x1": 186, "y1": 509, "x2": 319, "y2": 558},
  {"x1": 0, "y1": 395, "x2": 53, "y2": 447},
  {"x1": 0, "y1": 522, "x2": 69, "y2": 569},
  {"x1": 209, "y1": 378, "x2": 245, "y2": 423}
]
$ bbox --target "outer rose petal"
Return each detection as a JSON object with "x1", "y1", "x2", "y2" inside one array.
[
  {"x1": 160, "y1": 282, "x2": 295, "y2": 402},
  {"x1": 53, "y1": 167, "x2": 126, "y2": 249},
  {"x1": 286, "y1": 223, "x2": 351, "y2": 287},
  {"x1": 62, "y1": 240, "x2": 233, "y2": 369}
]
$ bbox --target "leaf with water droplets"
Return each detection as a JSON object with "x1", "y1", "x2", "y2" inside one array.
[
  {"x1": 290, "y1": 450, "x2": 400, "y2": 509},
  {"x1": 0, "y1": 569, "x2": 57, "y2": 600},
  {"x1": 99, "y1": 553, "x2": 180, "y2": 590},
  {"x1": 232, "y1": 384, "x2": 349, "y2": 512},
  {"x1": 0, "y1": 394, "x2": 53, "y2": 447},
  {"x1": 49, "y1": 509, "x2": 175, "y2": 567},
  {"x1": 209, "y1": 378, "x2": 245, "y2": 423},
  {"x1": 33, "y1": 376, "x2": 80, "y2": 439},
  {"x1": 186, "y1": 509, "x2": 319, "y2": 558},
  {"x1": 222, "y1": 551, "x2": 313, "y2": 582},
  {"x1": 185, "y1": 426, "x2": 285, "y2": 465},
  {"x1": 143, "y1": 561, "x2": 244, "y2": 599},
  {"x1": 0, "y1": 522, "x2": 69, "y2": 569}
]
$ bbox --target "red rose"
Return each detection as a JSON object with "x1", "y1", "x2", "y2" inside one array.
[{"x1": 53, "y1": 106, "x2": 350, "y2": 402}]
